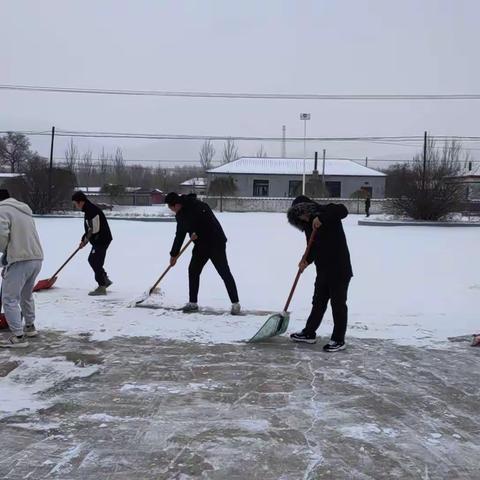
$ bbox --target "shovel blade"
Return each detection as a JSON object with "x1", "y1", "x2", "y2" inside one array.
[
  {"x1": 128, "y1": 290, "x2": 151, "y2": 307},
  {"x1": 33, "y1": 277, "x2": 57, "y2": 292},
  {"x1": 248, "y1": 311, "x2": 290, "y2": 343}
]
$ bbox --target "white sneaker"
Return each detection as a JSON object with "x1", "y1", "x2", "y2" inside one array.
[
  {"x1": 0, "y1": 335, "x2": 29, "y2": 348},
  {"x1": 24, "y1": 324, "x2": 38, "y2": 338},
  {"x1": 231, "y1": 303, "x2": 241, "y2": 315}
]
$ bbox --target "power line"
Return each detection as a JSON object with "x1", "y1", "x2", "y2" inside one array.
[
  {"x1": 53, "y1": 155, "x2": 480, "y2": 165},
  {"x1": 2, "y1": 84, "x2": 480, "y2": 100},
  {"x1": 0, "y1": 129, "x2": 471, "y2": 142}
]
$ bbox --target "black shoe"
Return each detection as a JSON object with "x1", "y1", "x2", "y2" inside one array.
[
  {"x1": 323, "y1": 340, "x2": 346, "y2": 352},
  {"x1": 290, "y1": 331, "x2": 316, "y2": 344},
  {"x1": 105, "y1": 278, "x2": 113, "y2": 288}
]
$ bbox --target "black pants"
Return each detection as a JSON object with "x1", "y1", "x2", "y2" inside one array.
[
  {"x1": 366, "y1": 207, "x2": 370, "y2": 217},
  {"x1": 88, "y1": 245, "x2": 109, "y2": 286},
  {"x1": 188, "y1": 245, "x2": 239, "y2": 304},
  {"x1": 304, "y1": 268, "x2": 351, "y2": 343}
]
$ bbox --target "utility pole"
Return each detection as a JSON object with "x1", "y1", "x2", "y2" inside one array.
[
  {"x1": 365, "y1": 156, "x2": 368, "y2": 167},
  {"x1": 299, "y1": 113, "x2": 311, "y2": 195},
  {"x1": 422, "y1": 131, "x2": 427, "y2": 191},
  {"x1": 48, "y1": 126, "x2": 55, "y2": 212},
  {"x1": 281, "y1": 125, "x2": 286, "y2": 157},
  {"x1": 322, "y1": 149, "x2": 326, "y2": 191}
]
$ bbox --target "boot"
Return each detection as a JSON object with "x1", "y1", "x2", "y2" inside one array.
[{"x1": 89, "y1": 286, "x2": 107, "y2": 296}]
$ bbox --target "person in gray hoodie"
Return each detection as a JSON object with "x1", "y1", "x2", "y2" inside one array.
[{"x1": 0, "y1": 190, "x2": 43, "y2": 348}]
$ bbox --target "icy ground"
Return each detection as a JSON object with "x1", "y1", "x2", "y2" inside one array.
[{"x1": 1, "y1": 212, "x2": 480, "y2": 479}]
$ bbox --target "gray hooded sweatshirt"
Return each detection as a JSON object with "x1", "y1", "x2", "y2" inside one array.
[{"x1": 0, "y1": 198, "x2": 44, "y2": 265}]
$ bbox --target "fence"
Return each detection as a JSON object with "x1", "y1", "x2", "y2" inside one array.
[{"x1": 202, "y1": 196, "x2": 388, "y2": 214}]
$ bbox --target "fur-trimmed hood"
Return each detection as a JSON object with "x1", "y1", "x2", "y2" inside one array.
[{"x1": 287, "y1": 201, "x2": 320, "y2": 231}]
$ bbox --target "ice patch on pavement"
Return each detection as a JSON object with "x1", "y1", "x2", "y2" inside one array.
[
  {"x1": 340, "y1": 423, "x2": 398, "y2": 440},
  {"x1": 0, "y1": 356, "x2": 99, "y2": 419}
]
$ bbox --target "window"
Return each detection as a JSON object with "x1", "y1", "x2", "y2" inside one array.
[
  {"x1": 288, "y1": 180, "x2": 302, "y2": 198},
  {"x1": 325, "y1": 181, "x2": 341, "y2": 198},
  {"x1": 253, "y1": 180, "x2": 269, "y2": 197}
]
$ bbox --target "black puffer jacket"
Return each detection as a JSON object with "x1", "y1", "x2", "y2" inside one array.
[
  {"x1": 170, "y1": 194, "x2": 227, "y2": 256},
  {"x1": 287, "y1": 199, "x2": 353, "y2": 279}
]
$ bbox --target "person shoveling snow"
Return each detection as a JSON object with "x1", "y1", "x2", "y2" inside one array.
[
  {"x1": 72, "y1": 191, "x2": 113, "y2": 296},
  {"x1": 287, "y1": 195, "x2": 353, "y2": 352},
  {"x1": 165, "y1": 192, "x2": 241, "y2": 315},
  {"x1": 0, "y1": 189, "x2": 43, "y2": 348}
]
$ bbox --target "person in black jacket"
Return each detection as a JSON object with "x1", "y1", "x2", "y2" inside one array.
[
  {"x1": 365, "y1": 196, "x2": 371, "y2": 217},
  {"x1": 287, "y1": 195, "x2": 353, "y2": 352},
  {"x1": 72, "y1": 191, "x2": 113, "y2": 296},
  {"x1": 165, "y1": 192, "x2": 240, "y2": 314}
]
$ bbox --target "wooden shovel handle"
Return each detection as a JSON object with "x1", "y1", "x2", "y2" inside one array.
[
  {"x1": 149, "y1": 238, "x2": 193, "y2": 294},
  {"x1": 282, "y1": 229, "x2": 318, "y2": 312},
  {"x1": 49, "y1": 246, "x2": 82, "y2": 281}
]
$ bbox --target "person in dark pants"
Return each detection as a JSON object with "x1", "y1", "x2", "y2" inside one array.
[
  {"x1": 72, "y1": 191, "x2": 113, "y2": 296},
  {"x1": 165, "y1": 192, "x2": 240, "y2": 314},
  {"x1": 365, "y1": 196, "x2": 371, "y2": 217},
  {"x1": 287, "y1": 195, "x2": 353, "y2": 352}
]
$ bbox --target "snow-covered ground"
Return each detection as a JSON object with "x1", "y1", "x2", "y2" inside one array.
[
  {"x1": 32, "y1": 212, "x2": 479, "y2": 346},
  {"x1": 2, "y1": 212, "x2": 480, "y2": 479}
]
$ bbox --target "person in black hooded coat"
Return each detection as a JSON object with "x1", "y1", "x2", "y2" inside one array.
[
  {"x1": 287, "y1": 195, "x2": 353, "y2": 351},
  {"x1": 165, "y1": 192, "x2": 240, "y2": 314}
]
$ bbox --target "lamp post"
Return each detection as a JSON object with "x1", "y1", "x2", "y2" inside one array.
[{"x1": 299, "y1": 113, "x2": 311, "y2": 194}]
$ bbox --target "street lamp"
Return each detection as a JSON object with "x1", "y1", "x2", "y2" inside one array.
[{"x1": 299, "y1": 113, "x2": 311, "y2": 194}]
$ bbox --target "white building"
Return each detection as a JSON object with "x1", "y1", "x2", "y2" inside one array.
[{"x1": 207, "y1": 157, "x2": 386, "y2": 198}]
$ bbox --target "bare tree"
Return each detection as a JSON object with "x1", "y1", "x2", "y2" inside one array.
[
  {"x1": 64, "y1": 138, "x2": 79, "y2": 172},
  {"x1": 199, "y1": 140, "x2": 215, "y2": 171},
  {"x1": 113, "y1": 148, "x2": 127, "y2": 185},
  {"x1": 98, "y1": 148, "x2": 112, "y2": 186},
  {"x1": 78, "y1": 151, "x2": 95, "y2": 187},
  {"x1": 256, "y1": 145, "x2": 267, "y2": 158},
  {"x1": 388, "y1": 139, "x2": 465, "y2": 220},
  {"x1": 0, "y1": 132, "x2": 31, "y2": 173},
  {"x1": 20, "y1": 154, "x2": 76, "y2": 213},
  {"x1": 222, "y1": 138, "x2": 239, "y2": 165}
]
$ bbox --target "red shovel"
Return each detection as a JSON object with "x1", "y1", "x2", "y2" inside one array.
[
  {"x1": 0, "y1": 287, "x2": 8, "y2": 330},
  {"x1": 33, "y1": 246, "x2": 81, "y2": 292}
]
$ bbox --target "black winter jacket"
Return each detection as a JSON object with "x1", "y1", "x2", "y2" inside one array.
[
  {"x1": 287, "y1": 201, "x2": 353, "y2": 279},
  {"x1": 170, "y1": 195, "x2": 227, "y2": 257},
  {"x1": 82, "y1": 200, "x2": 113, "y2": 247}
]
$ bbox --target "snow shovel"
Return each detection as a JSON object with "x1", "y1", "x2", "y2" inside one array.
[
  {"x1": 0, "y1": 286, "x2": 7, "y2": 330},
  {"x1": 33, "y1": 246, "x2": 82, "y2": 292},
  {"x1": 248, "y1": 229, "x2": 318, "y2": 343},
  {"x1": 133, "y1": 238, "x2": 194, "y2": 306}
]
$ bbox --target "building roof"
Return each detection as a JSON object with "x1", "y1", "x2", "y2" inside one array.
[
  {"x1": 208, "y1": 157, "x2": 386, "y2": 177},
  {"x1": 76, "y1": 186, "x2": 102, "y2": 193},
  {"x1": 0, "y1": 173, "x2": 24, "y2": 178},
  {"x1": 180, "y1": 177, "x2": 207, "y2": 186}
]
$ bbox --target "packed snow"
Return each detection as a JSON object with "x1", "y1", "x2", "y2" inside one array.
[
  {"x1": 26, "y1": 211, "x2": 478, "y2": 346},
  {"x1": 0, "y1": 356, "x2": 98, "y2": 419}
]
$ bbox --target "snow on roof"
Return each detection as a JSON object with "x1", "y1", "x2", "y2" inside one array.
[
  {"x1": 76, "y1": 186, "x2": 102, "y2": 193},
  {"x1": 208, "y1": 157, "x2": 386, "y2": 177},
  {"x1": 0, "y1": 173, "x2": 23, "y2": 178},
  {"x1": 181, "y1": 177, "x2": 207, "y2": 186}
]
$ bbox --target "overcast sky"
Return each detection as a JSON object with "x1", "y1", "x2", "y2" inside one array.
[{"x1": 1, "y1": 0, "x2": 479, "y2": 168}]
